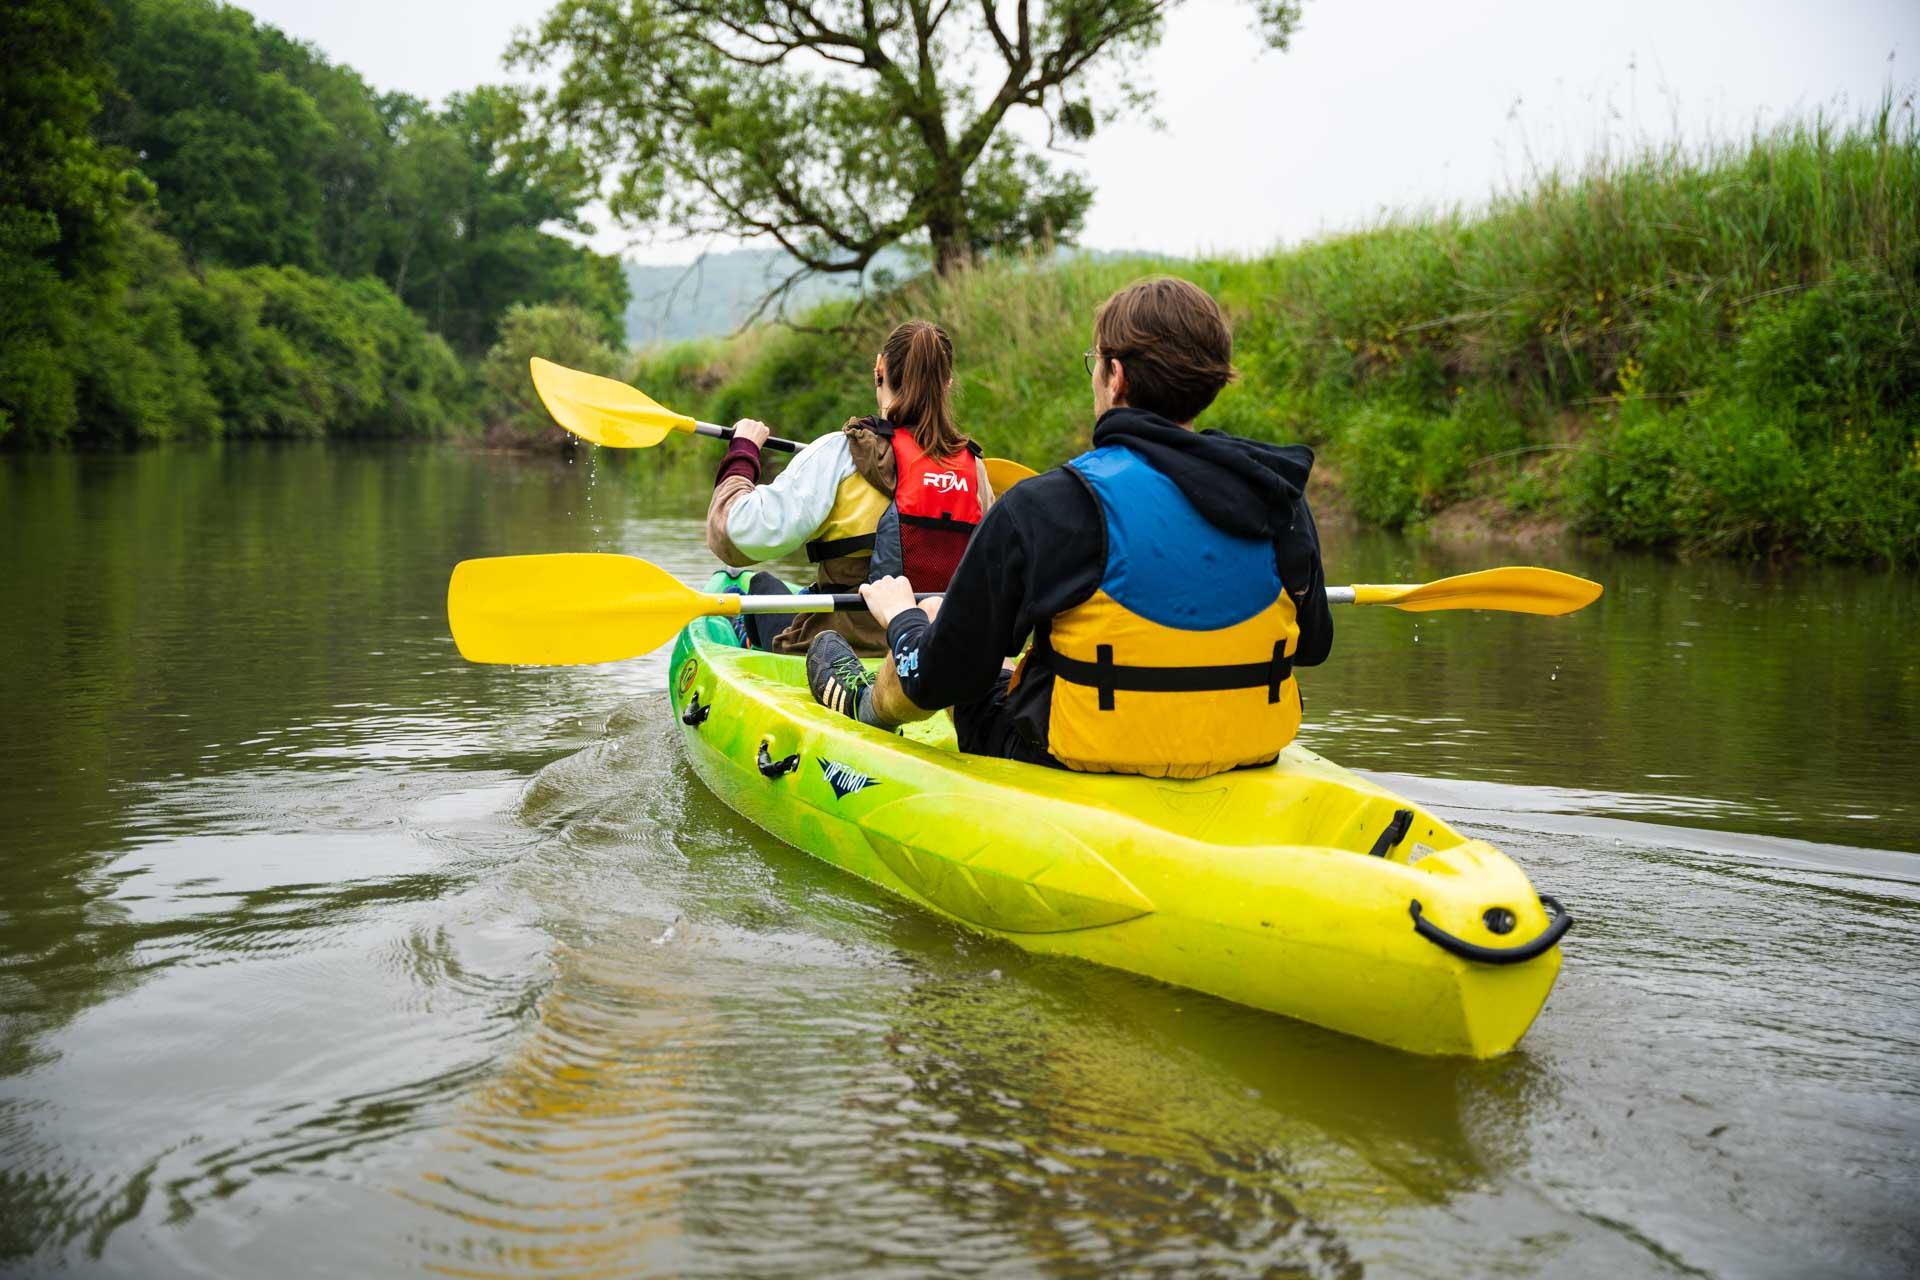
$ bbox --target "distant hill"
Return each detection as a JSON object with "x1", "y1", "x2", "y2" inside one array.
[{"x1": 623, "y1": 249, "x2": 916, "y2": 347}]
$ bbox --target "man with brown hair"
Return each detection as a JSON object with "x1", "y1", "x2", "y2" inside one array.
[{"x1": 806, "y1": 276, "x2": 1332, "y2": 778}]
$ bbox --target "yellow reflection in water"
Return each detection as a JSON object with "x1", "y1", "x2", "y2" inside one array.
[{"x1": 402, "y1": 944, "x2": 706, "y2": 1279}]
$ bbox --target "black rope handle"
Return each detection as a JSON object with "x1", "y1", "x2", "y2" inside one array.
[{"x1": 1409, "y1": 895, "x2": 1572, "y2": 965}]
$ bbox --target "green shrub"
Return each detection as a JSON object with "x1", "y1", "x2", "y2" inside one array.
[
  {"x1": 1570, "y1": 410, "x2": 1682, "y2": 547},
  {"x1": 1728, "y1": 265, "x2": 1918, "y2": 433},
  {"x1": 1505, "y1": 468, "x2": 1556, "y2": 513},
  {"x1": 169, "y1": 261, "x2": 466, "y2": 439},
  {"x1": 1340, "y1": 404, "x2": 1432, "y2": 527},
  {"x1": 75, "y1": 222, "x2": 220, "y2": 442},
  {"x1": 478, "y1": 302, "x2": 624, "y2": 446},
  {"x1": 1572, "y1": 395, "x2": 1919, "y2": 562}
]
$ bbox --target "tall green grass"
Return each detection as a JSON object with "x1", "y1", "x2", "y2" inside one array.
[{"x1": 629, "y1": 103, "x2": 1920, "y2": 563}]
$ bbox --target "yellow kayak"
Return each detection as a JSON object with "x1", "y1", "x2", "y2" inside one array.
[{"x1": 667, "y1": 572, "x2": 1570, "y2": 1057}]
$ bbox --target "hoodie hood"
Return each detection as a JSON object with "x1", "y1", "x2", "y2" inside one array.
[{"x1": 1090, "y1": 406, "x2": 1314, "y2": 541}]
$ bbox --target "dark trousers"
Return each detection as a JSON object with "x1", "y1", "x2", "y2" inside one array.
[
  {"x1": 951, "y1": 669, "x2": 1063, "y2": 769},
  {"x1": 735, "y1": 571, "x2": 796, "y2": 650}
]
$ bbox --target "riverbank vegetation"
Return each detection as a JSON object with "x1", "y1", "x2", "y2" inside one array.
[
  {"x1": 634, "y1": 106, "x2": 1919, "y2": 564},
  {"x1": 8, "y1": 0, "x2": 1913, "y2": 564},
  {"x1": 1, "y1": 0, "x2": 625, "y2": 447}
]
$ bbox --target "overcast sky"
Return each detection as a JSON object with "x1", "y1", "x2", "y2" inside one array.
[{"x1": 238, "y1": 0, "x2": 1917, "y2": 264}]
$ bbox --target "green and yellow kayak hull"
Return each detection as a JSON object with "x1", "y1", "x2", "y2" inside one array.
[{"x1": 667, "y1": 573, "x2": 1566, "y2": 1057}]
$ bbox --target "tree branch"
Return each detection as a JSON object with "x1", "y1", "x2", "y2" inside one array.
[{"x1": 980, "y1": 0, "x2": 1016, "y2": 62}]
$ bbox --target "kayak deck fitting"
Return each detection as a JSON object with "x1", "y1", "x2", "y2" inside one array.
[{"x1": 667, "y1": 572, "x2": 1568, "y2": 1057}]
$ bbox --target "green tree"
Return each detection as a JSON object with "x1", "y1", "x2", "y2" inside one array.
[
  {"x1": 94, "y1": 0, "x2": 629, "y2": 356},
  {"x1": 0, "y1": 0, "x2": 152, "y2": 442},
  {"x1": 514, "y1": 0, "x2": 1301, "y2": 288},
  {"x1": 99, "y1": 0, "x2": 335, "y2": 268},
  {"x1": 299, "y1": 63, "x2": 398, "y2": 280},
  {"x1": 383, "y1": 87, "x2": 629, "y2": 354},
  {"x1": 168, "y1": 262, "x2": 467, "y2": 438}
]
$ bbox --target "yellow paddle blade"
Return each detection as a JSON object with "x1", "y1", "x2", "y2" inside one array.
[
  {"x1": 448, "y1": 553, "x2": 740, "y2": 665},
  {"x1": 528, "y1": 357, "x2": 697, "y2": 448},
  {"x1": 1351, "y1": 567, "x2": 1602, "y2": 615},
  {"x1": 984, "y1": 456, "x2": 1037, "y2": 493}
]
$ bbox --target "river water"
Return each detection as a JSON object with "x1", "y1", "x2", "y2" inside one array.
[{"x1": 2, "y1": 444, "x2": 1916, "y2": 1278}]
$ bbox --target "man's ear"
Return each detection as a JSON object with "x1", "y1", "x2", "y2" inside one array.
[{"x1": 1109, "y1": 359, "x2": 1129, "y2": 407}]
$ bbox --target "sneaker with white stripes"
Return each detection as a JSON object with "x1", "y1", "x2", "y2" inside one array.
[{"x1": 806, "y1": 631, "x2": 874, "y2": 720}]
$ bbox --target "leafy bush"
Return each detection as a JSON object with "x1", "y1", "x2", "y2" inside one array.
[
  {"x1": 168, "y1": 261, "x2": 467, "y2": 439},
  {"x1": 1340, "y1": 404, "x2": 1431, "y2": 526},
  {"x1": 1570, "y1": 261, "x2": 1920, "y2": 561},
  {"x1": 76, "y1": 221, "x2": 221, "y2": 443},
  {"x1": 478, "y1": 302, "x2": 627, "y2": 447},
  {"x1": 1729, "y1": 265, "x2": 1918, "y2": 432}
]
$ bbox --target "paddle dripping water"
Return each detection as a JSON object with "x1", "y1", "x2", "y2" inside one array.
[{"x1": 1, "y1": 445, "x2": 1916, "y2": 1277}]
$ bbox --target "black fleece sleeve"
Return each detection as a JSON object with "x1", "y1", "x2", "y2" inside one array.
[
  {"x1": 883, "y1": 470, "x2": 1103, "y2": 711},
  {"x1": 1286, "y1": 496, "x2": 1334, "y2": 667}
]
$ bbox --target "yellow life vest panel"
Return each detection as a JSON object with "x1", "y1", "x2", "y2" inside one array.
[
  {"x1": 805, "y1": 468, "x2": 891, "y2": 559},
  {"x1": 802, "y1": 430, "x2": 894, "y2": 587},
  {"x1": 1033, "y1": 444, "x2": 1302, "y2": 779}
]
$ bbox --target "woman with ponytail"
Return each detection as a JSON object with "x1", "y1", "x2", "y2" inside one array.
[{"x1": 706, "y1": 320, "x2": 994, "y2": 655}]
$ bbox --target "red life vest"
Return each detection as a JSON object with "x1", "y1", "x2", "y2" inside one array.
[{"x1": 873, "y1": 430, "x2": 982, "y2": 589}]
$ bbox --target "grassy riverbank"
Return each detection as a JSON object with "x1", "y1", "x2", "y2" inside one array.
[{"x1": 633, "y1": 108, "x2": 1919, "y2": 564}]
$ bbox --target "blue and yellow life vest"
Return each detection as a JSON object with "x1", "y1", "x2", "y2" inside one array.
[{"x1": 1024, "y1": 444, "x2": 1301, "y2": 779}]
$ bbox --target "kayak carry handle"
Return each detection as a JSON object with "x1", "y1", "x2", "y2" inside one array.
[
  {"x1": 681, "y1": 691, "x2": 710, "y2": 727},
  {"x1": 757, "y1": 741, "x2": 800, "y2": 778},
  {"x1": 1409, "y1": 895, "x2": 1571, "y2": 965}
]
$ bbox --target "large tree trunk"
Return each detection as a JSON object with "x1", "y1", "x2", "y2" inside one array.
[
  {"x1": 931, "y1": 230, "x2": 971, "y2": 276},
  {"x1": 926, "y1": 193, "x2": 971, "y2": 276}
]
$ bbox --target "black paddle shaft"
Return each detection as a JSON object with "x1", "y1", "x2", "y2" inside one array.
[
  {"x1": 694, "y1": 421, "x2": 801, "y2": 453},
  {"x1": 735, "y1": 592, "x2": 940, "y2": 615}
]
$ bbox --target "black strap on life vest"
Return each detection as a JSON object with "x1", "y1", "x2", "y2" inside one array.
[
  {"x1": 1038, "y1": 633, "x2": 1294, "y2": 712},
  {"x1": 897, "y1": 512, "x2": 980, "y2": 532},
  {"x1": 804, "y1": 429, "x2": 980, "y2": 561},
  {"x1": 805, "y1": 532, "x2": 876, "y2": 562},
  {"x1": 814, "y1": 512, "x2": 976, "y2": 560}
]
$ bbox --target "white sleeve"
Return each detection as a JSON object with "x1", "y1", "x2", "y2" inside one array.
[{"x1": 723, "y1": 433, "x2": 857, "y2": 562}]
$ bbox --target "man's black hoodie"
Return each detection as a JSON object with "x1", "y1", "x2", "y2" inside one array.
[{"x1": 885, "y1": 406, "x2": 1332, "y2": 757}]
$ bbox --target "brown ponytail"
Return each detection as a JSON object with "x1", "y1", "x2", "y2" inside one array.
[{"x1": 880, "y1": 320, "x2": 965, "y2": 458}]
